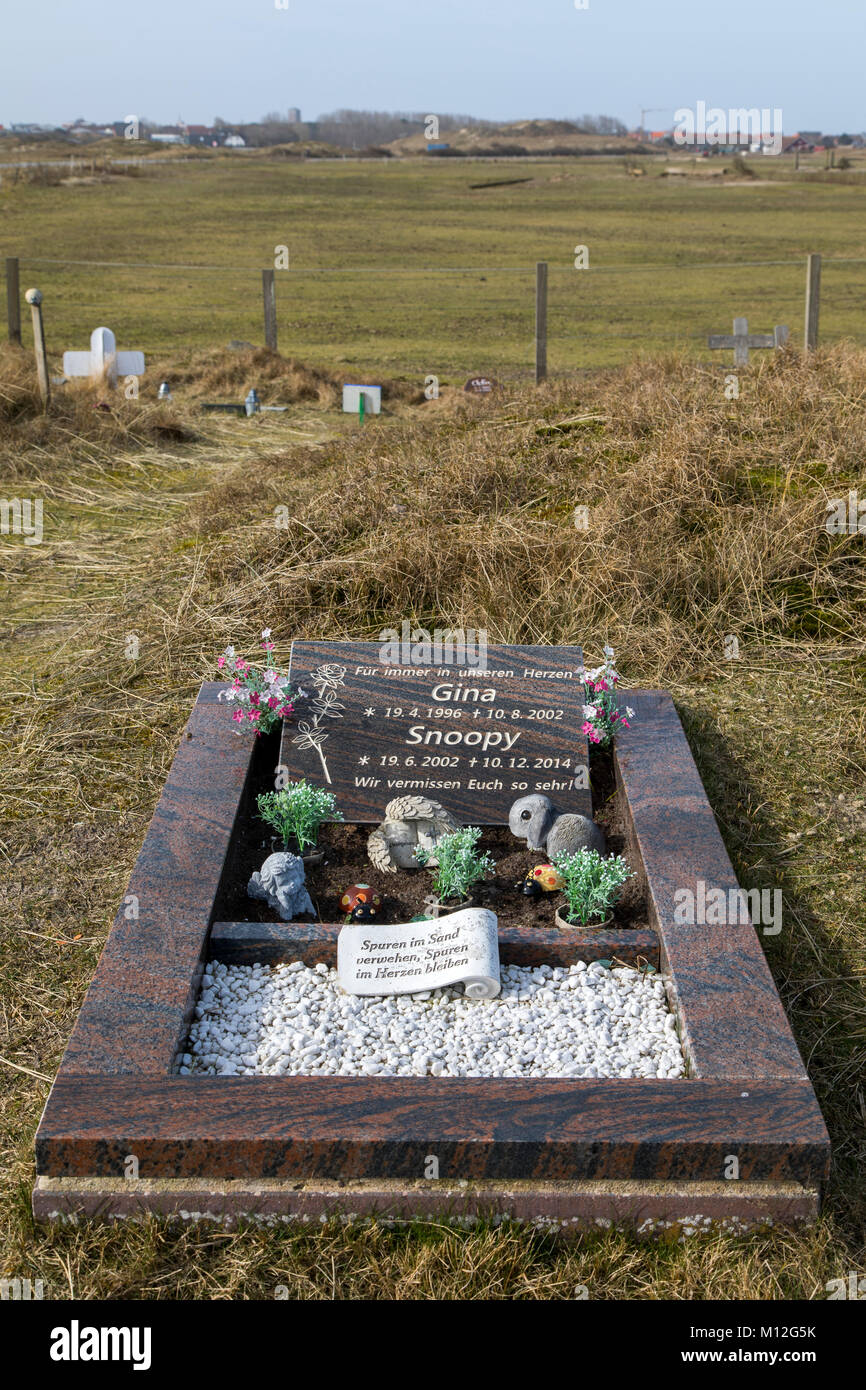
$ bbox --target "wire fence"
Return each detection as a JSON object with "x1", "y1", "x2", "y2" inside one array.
[{"x1": 5, "y1": 253, "x2": 866, "y2": 380}]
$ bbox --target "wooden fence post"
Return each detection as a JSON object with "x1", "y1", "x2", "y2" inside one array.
[
  {"x1": 262, "y1": 269, "x2": 277, "y2": 351},
  {"x1": 535, "y1": 261, "x2": 548, "y2": 384},
  {"x1": 804, "y1": 254, "x2": 821, "y2": 352},
  {"x1": 24, "y1": 287, "x2": 50, "y2": 406},
  {"x1": 6, "y1": 257, "x2": 21, "y2": 344}
]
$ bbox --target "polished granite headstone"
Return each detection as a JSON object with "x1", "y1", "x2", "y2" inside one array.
[{"x1": 279, "y1": 640, "x2": 591, "y2": 823}]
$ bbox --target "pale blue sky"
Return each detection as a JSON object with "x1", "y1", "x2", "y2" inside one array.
[{"x1": 1, "y1": 0, "x2": 862, "y2": 132}]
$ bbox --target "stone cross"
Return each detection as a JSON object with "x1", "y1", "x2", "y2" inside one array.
[
  {"x1": 62, "y1": 326, "x2": 145, "y2": 386},
  {"x1": 708, "y1": 317, "x2": 789, "y2": 366}
]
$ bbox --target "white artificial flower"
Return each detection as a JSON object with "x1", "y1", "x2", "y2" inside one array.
[
  {"x1": 224, "y1": 645, "x2": 235, "y2": 659},
  {"x1": 583, "y1": 704, "x2": 598, "y2": 719},
  {"x1": 586, "y1": 665, "x2": 605, "y2": 682},
  {"x1": 262, "y1": 669, "x2": 278, "y2": 684},
  {"x1": 626, "y1": 706, "x2": 635, "y2": 718},
  {"x1": 261, "y1": 628, "x2": 272, "y2": 640},
  {"x1": 603, "y1": 645, "x2": 615, "y2": 658}
]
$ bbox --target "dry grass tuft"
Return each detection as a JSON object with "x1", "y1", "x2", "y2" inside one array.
[{"x1": 1, "y1": 342, "x2": 864, "y2": 1299}]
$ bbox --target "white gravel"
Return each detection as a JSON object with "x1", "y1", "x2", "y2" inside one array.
[{"x1": 182, "y1": 959, "x2": 686, "y2": 1079}]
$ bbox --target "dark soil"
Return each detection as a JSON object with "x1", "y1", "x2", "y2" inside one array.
[{"x1": 212, "y1": 741, "x2": 648, "y2": 931}]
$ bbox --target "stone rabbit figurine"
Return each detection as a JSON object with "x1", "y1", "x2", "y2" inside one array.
[{"x1": 508, "y1": 793, "x2": 606, "y2": 859}]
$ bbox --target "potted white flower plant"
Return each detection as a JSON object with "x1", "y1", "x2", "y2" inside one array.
[
  {"x1": 256, "y1": 782, "x2": 343, "y2": 865},
  {"x1": 551, "y1": 848, "x2": 633, "y2": 929},
  {"x1": 415, "y1": 826, "x2": 495, "y2": 915}
]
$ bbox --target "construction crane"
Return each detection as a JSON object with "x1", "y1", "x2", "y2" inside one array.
[{"x1": 638, "y1": 108, "x2": 667, "y2": 138}]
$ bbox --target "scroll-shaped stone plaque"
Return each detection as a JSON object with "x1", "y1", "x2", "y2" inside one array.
[{"x1": 337, "y1": 908, "x2": 500, "y2": 999}]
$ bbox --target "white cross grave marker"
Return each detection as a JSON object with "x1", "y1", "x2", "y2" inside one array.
[
  {"x1": 708, "y1": 316, "x2": 789, "y2": 367},
  {"x1": 63, "y1": 327, "x2": 145, "y2": 386}
]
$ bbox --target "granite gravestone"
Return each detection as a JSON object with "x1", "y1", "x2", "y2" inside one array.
[{"x1": 279, "y1": 640, "x2": 591, "y2": 823}]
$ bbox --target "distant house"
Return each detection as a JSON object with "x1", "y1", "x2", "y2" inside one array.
[
  {"x1": 186, "y1": 125, "x2": 214, "y2": 145},
  {"x1": 782, "y1": 134, "x2": 811, "y2": 153}
]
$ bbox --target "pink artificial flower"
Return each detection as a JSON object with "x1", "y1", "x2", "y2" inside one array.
[
  {"x1": 247, "y1": 709, "x2": 261, "y2": 721},
  {"x1": 596, "y1": 678, "x2": 609, "y2": 692},
  {"x1": 231, "y1": 709, "x2": 244, "y2": 723},
  {"x1": 250, "y1": 691, "x2": 260, "y2": 705},
  {"x1": 267, "y1": 696, "x2": 278, "y2": 709},
  {"x1": 588, "y1": 727, "x2": 602, "y2": 744},
  {"x1": 619, "y1": 719, "x2": 630, "y2": 728},
  {"x1": 235, "y1": 659, "x2": 248, "y2": 672},
  {"x1": 217, "y1": 656, "x2": 226, "y2": 669}
]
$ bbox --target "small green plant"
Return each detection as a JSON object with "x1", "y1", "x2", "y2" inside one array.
[
  {"x1": 415, "y1": 826, "x2": 495, "y2": 903},
  {"x1": 256, "y1": 782, "x2": 342, "y2": 852},
  {"x1": 552, "y1": 848, "x2": 633, "y2": 926}
]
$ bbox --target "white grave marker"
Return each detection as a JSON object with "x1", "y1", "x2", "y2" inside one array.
[
  {"x1": 338, "y1": 907, "x2": 500, "y2": 998},
  {"x1": 63, "y1": 327, "x2": 146, "y2": 386},
  {"x1": 708, "y1": 317, "x2": 789, "y2": 367},
  {"x1": 342, "y1": 384, "x2": 382, "y2": 414}
]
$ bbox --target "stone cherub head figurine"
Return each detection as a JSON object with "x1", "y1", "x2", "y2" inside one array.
[
  {"x1": 248, "y1": 851, "x2": 315, "y2": 921},
  {"x1": 508, "y1": 793, "x2": 606, "y2": 859}
]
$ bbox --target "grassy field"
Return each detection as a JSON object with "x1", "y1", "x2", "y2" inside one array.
[
  {"x1": 1, "y1": 335, "x2": 864, "y2": 1299},
  {"x1": 2, "y1": 154, "x2": 866, "y2": 378}
]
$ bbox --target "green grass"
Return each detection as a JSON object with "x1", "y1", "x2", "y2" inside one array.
[{"x1": 3, "y1": 156, "x2": 866, "y2": 378}]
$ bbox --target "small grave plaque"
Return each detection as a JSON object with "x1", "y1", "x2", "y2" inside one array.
[
  {"x1": 338, "y1": 907, "x2": 500, "y2": 997},
  {"x1": 280, "y1": 639, "x2": 591, "y2": 823},
  {"x1": 342, "y1": 384, "x2": 382, "y2": 414},
  {"x1": 464, "y1": 375, "x2": 496, "y2": 393}
]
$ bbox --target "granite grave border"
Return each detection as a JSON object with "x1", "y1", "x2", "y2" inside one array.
[{"x1": 32, "y1": 682, "x2": 830, "y2": 1229}]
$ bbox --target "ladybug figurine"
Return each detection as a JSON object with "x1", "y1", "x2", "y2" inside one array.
[
  {"x1": 517, "y1": 864, "x2": 563, "y2": 900},
  {"x1": 350, "y1": 900, "x2": 379, "y2": 923},
  {"x1": 340, "y1": 883, "x2": 382, "y2": 923}
]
